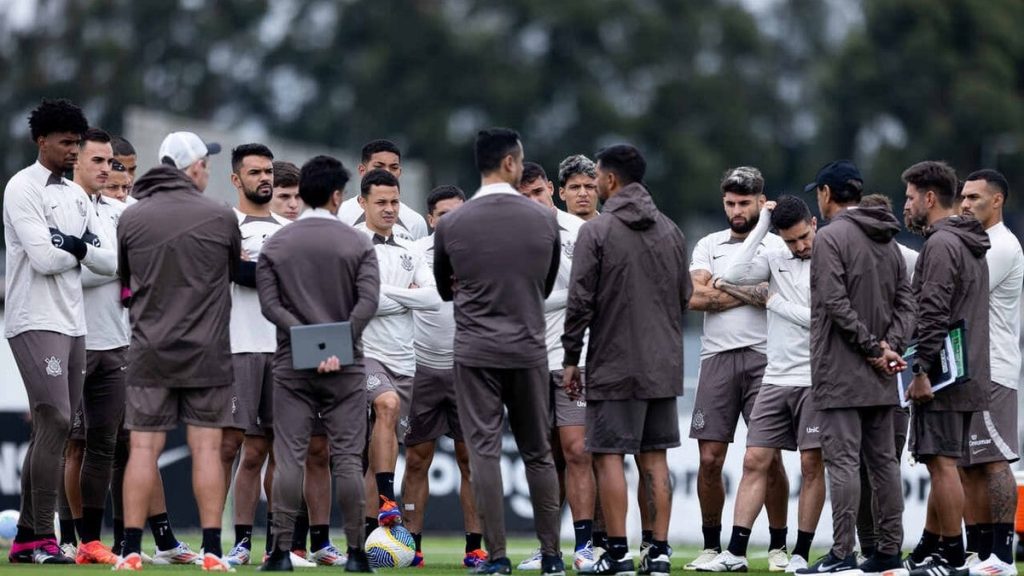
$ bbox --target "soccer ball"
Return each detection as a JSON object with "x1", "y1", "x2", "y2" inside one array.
[
  {"x1": 365, "y1": 525, "x2": 416, "y2": 568},
  {"x1": 0, "y1": 510, "x2": 19, "y2": 548}
]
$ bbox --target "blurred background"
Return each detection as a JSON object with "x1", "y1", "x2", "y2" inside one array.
[{"x1": 0, "y1": 0, "x2": 1022, "y2": 541}]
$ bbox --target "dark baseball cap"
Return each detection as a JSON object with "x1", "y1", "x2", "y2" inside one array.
[{"x1": 803, "y1": 160, "x2": 863, "y2": 193}]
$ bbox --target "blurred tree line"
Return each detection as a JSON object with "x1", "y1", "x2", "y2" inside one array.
[{"x1": 1, "y1": 0, "x2": 1022, "y2": 236}]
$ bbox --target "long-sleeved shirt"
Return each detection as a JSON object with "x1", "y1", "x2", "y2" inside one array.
[
  {"x1": 720, "y1": 208, "x2": 810, "y2": 387},
  {"x1": 412, "y1": 234, "x2": 455, "y2": 370},
  {"x1": 256, "y1": 208, "x2": 380, "y2": 377},
  {"x1": 337, "y1": 196, "x2": 428, "y2": 242},
  {"x1": 544, "y1": 209, "x2": 588, "y2": 371},
  {"x1": 82, "y1": 194, "x2": 129, "y2": 350},
  {"x1": 4, "y1": 161, "x2": 117, "y2": 338},
  {"x1": 985, "y1": 222, "x2": 1023, "y2": 390},
  {"x1": 230, "y1": 208, "x2": 290, "y2": 354},
  {"x1": 355, "y1": 223, "x2": 440, "y2": 376}
]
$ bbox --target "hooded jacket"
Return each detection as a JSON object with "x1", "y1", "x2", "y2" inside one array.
[
  {"x1": 117, "y1": 166, "x2": 241, "y2": 388},
  {"x1": 562, "y1": 182, "x2": 692, "y2": 400},
  {"x1": 810, "y1": 206, "x2": 917, "y2": 409},
  {"x1": 911, "y1": 215, "x2": 991, "y2": 412}
]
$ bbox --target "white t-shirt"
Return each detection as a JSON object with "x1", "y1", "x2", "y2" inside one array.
[
  {"x1": 690, "y1": 228, "x2": 786, "y2": 358},
  {"x1": 229, "y1": 209, "x2": 290, "y2": 354},
  {"x1": 82, "y1": 195, "x2": 130, "y2": 350},
  {"x1": 545, "y1": 210, "x2": 588, "y2": 371},
  {"x1": 411, "y1": 235, "x2": 455, "y2": 370},
  {"x1": 337, "y1": 197, "x2": 428, "y2": 242},
  {"x1": 356, "y1": 224, "x2": 440, "y2": 376},
  {"x1": 986, "y1": 222, "x2": 1023, "y2": 389},
  {"x1": 899, "y1": 243, "x2": 919, "y2": 282}
]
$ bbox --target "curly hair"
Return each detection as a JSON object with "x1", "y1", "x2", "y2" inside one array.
[{"x1": 28, "y1": 98, "x2": 88, "y2": 141}]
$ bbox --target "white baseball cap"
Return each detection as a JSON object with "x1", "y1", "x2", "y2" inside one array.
[{"x1": 158, "y1": 131, "x2": 221, "y2": 169}]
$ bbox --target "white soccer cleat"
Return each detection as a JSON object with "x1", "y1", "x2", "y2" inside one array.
[
  {"x1": 573, "y1": 541, "x2": 596, "y2": 572},
  {"x1": 786, "y1": 555, "x2": 809, "y2": 574},
  {"x1": 151, "y1": 541, "x2": 202, "y2": 565},
  {"x1": 223, "y1": 541, "x2": 251, "y2": 567},
  {"x1": 769, "y1": 548, "x2": 791, "y2": 572},
  {"x1": 519, "y1": 548, "x2": 544, "y2": 570},
  {"x1": 686, "y1": 549, "x2": 722, "y2": 571},
  {"x1": 59, "y1": 542, "x2": 77, "y2": 562},
  {"x1": 964, "y1": 553, "x2": 981, "y2": 569},
  {"x1": 968, "y1": 556, "x2": 1018, "y2": 576},
  {"x1": 289, "y1": 550, "x2": 318, "y2": 568},
  {"x1": 311, "y1": 543, "x2": 347, "y2": 567},
  {"x1": 696, "y1": 550, "x2": 749, "y2": 572}
]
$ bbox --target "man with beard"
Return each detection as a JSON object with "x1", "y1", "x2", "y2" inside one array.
[
  {"x1": 687, "y1": 167, "x2": 791, "y2": 571},
  {"x1": 557, "y1": 155, "x2": 600, "y2": 222},
  {"x1": 901, "y1": 161, "x2": 991, "y2": 576}
]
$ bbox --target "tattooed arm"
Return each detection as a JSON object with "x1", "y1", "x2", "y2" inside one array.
[
  {"x1": 713, "y1": 277, "x2": 769, "y2": 308},
  {"x1": 687, "y1": 269, "x2": 743, "y2": 312}
]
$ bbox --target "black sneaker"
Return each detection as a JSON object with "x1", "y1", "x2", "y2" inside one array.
[
  {"x1": 471, "y1": 556, "x2": 513, "y2": 575},
  {"x1": 639, "y1": 550, "x2": 671, "y2": 576},
  {"x1": 795, "y1": 552, "x2": 862, "y2": 575},
  {"x1": 906, "y1": 555, "x2": 967, "y2": 576},
  {"x1": 543, "y1": 553, "x2": 566, "y2": 576},
  {"x1": 859, "y1": 552, "x2": 901, "y2": 575},
  {"x1": 344, "y1": 548, "x2": 374, "y2": 573},
  {"x1": 31, "y1": 541, "x2": 74, "y2": 565},
  {"x1": 584, "y1": 551, "x2": 636, "y2": 575},
  {"x1": 902, "y1": 554, "x2": 931, "y2": 572},
  {"x1": 260, "y1": 549, "x2": 294, "y2": 572}
]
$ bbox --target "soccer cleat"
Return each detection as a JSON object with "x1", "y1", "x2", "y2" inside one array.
[
  {"x1": 289, "y1": 550, "x2": 318, "y2": 568},
  {"x1": 410, "y1": 550, "x2": 425, "y2": 567},
  {"x1": 963, "y1": 554, "x2": 981, "y2": 569},
  {"x1": 76, "y1": 539, "x2": 119, "y2": 564},
  {"x1": 686, "y1": 550, "x2": 722, "y2": 571},
  {"x1": 344, "y1": 548, "x2": 374, "y2": 573},
  {"x1": 902, "y1": 555, "x2": 934, "y2": 573},
  {"x1": 292, "y1": 549, "x2": 308, "y2": 559},
  {"x1": 202, "y1": 552, "x2": 236, "y2": 571},
  {"x1": 32, "y1": 539, "x2": 75, "y2": 564},
  {"x1": 795, "y1": 552, "x2": 863, "y2": 575},
  {"x1": 225, "y1": 540, "x2": 252, "y2": 567},
  {"x1": 858, "y1": 552, "x2": 901, "y2": 576},
  {"x1": 696, "y1": 550, "x2": 749, "y2": 572},
  {"x1": 787, "y1": 556, "x2": 810, "y2": 574},
  {"x1": 260, "y1": 549, "x2": 293, "y2": 572},
  {"x1": 9, "y1": 539, "x2": 40, "y2": 563},
  {"x1": 61, "y1": 542, "x2": 79, "y2": 561},
  {"x1": 151, "y1": 540, "x2": 202, "y2": 565},
  {"x1": 769, "y1": 549, "x2": 791, "y2": 572},
  {"x1": 968, "y1": 556, "x2": 1018, "y2": 576},
  {"x1": 584, "y1": 551, "x2": 636, "y2": 576},
  {"x1": 907, "y1": 555, "x2": 968, "y2": 576},
  {"x1": 518, "y1": 549, "x2": 544, "y2": 570},
  {"x1": 473, "y1": 556, "x2": 514, "y2": 574},
  {"x1": 543, "y1": 553, "x2": 567, "y2": 576},
  {"x1": 575, "y1": 541, "x2": 597, "y2": 572},
  {"x1": 113, "y1": 552, "x2": 145, "y2": 571},
  {"x1": 464, "y1": 548, "x2": 489, "y2": 568},
  {"x1": 639, "y1": 551, "x2": 672, "y2": 576},
  {"x1": 311, "y1": 543, "x2": 348, "y2": 567},
  {"x1": 377, "y1": 496, "x2": 402, "y2": 527}
]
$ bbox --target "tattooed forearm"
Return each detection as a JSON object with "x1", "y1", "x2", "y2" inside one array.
[{"x1": 716, "y1": 280, "x2": 769, "y2": 308}]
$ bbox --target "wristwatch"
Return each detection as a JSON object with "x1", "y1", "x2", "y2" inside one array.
[{"x1": 912, "y1": 363, "x2": 925, "y2": 376}]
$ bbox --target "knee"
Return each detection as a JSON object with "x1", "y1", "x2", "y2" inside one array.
[
  {"x1": 331, "y1": 453, "x2": 362, "y2": 479},
  {"x1": 85, "y1": 428, "x2": 118, "y2": 460},
  {"x1": 37, "y1": 404, "x2": 72, "y2": 437},
  {"x1": 800, "y1": 453, "x2": 824, "y2": 481},
  {"x1": 699, "y1": 447, "x2": 726, "y2": 475},
  {"x1": 405, "y1": 449, "x2": 432, "y2": 476},
  {"x1": 307, "y1": 437, "x2": 329, "y2": 463},
  {"x1": 373, "y1": 393, "x2": 400, "y2": 424},
  {"x1": 741, "y1": 449, "x2": 772, "y2": 476},
  {"x1": 219, "y1": 434, "x2": 243, "y2": 462},
  {"x1": 563, "y1": 440, "x2": 592, "y2": 470},
  {"x1": 240, "y1": 444, "x2": 268, "y2": 472}
]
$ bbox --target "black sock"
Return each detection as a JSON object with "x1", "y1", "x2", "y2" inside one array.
[
  {"x1": 375, "y1": 472, "x2": 396, "y2": 502},
  {"x1": 702, "y1": 524, "x2": 722, "y2": 552},
  {"x1": 794, "y1": 530, "x2": 814, "y2": 560},
  {"x1": 60, "y1": 518, "x2": 78, "y2": 546},
  {"x1": 292, "y1": 510, "x2": 309, "y2": 551},
  {"x1": 123, "y1": 527, "x2": 143, "y2": 556},
  {"x1": 265, "y1": 513, "x2": 273, "y2": 554},
  {"x1": 112, "y1": 519, "x2": 124, "y2": 555},
  {"x1": 978, "y1": 523, "x2": 994, "y2": 560},
  {"x1": 148, "y1": 513, "x2": 178, "y2": 551},
  {"x1": 412, "y1": 532, "x2": 422, "y2": 552},
  {"x1": 365, "y1": 517, "x2": 379, "y2": 538},
  {"x1": 652, "y1": 540, "x2": 670, "y2": 558},
  {"x1": 728, "y1": 526, "x2": 752, "y2": 557},
  {"x1": 966, "y1": 524, "x2": 981, "y2": 554},
  {"x1": 941, "y1": 535, "x2": 965, "y2": 567},
  {"x1": 80, "y1": 507, "x2": 104, "y2": 542},
  {"x1": 14, "y1": 525, "x2": 36, "y2": 544},
  {"x1": 862, "y1": 545, "x2": 876, "y2": 559},
  {"x1": 36, "y1": 532, "x2": 57, "y2": 541},
  {"x1": 574, "y1": 519, "x2": 594, "y2": 551},
  {"x1": 608, "y1": 536, "x2": 628, "y2": 560},
  {"x1": 202, "y1": 528, "x2": 222, "y2": 558},
  {"x1": 769, "y1": 526, "x2": 787, "y2": 551},
  {"x1": 310, "y1": 525, "x2": 330, "y2": 553},
  {"x1": 642, "y1": 530, "x2": 654, "y2": 546},
  {"x1": 466, "y1": 532, "x2": 482, "y2": 553},
  {"x1": 234, "y1": 524, "x2": 253, "y2": 548},
  {"x1": 992, "y1": 523, "x2": 1014, "y2": 564},
  {"x1": 911, "y1": 530, "x2": 940, "y2": 562},
  {"x1": 593, "y1": 530, "x2": 609, "y2": 550}
]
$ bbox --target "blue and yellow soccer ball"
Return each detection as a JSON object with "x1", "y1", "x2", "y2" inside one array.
[{"x1": 365, "y1": 525, "x2": 416, "y2": 568}]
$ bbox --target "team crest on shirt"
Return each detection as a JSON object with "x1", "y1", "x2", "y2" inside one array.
[
  {"x1": 44, "y1": 356, "x2": 62, "y2": 377},
  {"x1": 692, "y1": 409, "x2": 706, "y2": 431},
  {"x1": 76, "y1": 197, "x2": 87, "y2": 217},
  {"x1": 366, "y1": 373, "x2": 383, "y2": 391},
  {"x1": 231, "y1": 396, "x2": 238, "y2": 415},
  {"x1": 562, "y1": 240, "x2": 575, "y2": 259},
  {"x1": 399, "y1": 254, "x2": 414, "y2": 271}
]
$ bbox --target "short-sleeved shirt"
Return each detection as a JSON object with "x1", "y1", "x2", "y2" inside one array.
[
  {"x1": 230, "y1": 209, "x2": 290, "y2": 354},
  {"x1": 986, "y1": 222, "x2": 1023, "y2": 389},
  {"x1": 545, "y1": 210, "x2": 588, "y2": 371}
]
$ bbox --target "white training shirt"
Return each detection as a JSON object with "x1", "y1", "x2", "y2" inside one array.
[
  {"x1": 986, "y1": 222, "x2": 1023, "y2": 390},
  {"x1": 412, "y1": 235, "x2": 455, "y2": 370},
  {"x1": 899, "y1": 243, "x2": 919, "y2": 282},
  {"x1": 338, "y1": 196, "x2": 428, "y2": 242},
  {"x1": 690, "y1": 227, "x2": 785, "y2": 359},
  {"x1": 230, "y1": 209, "x2": 290, "y2": 354},
  {"x1": 356, "y1": 223, "x2": 441, "y2": 376},
  {"x1": 3, "y1": 161, "x2": 118, "y2": 338},
  {"x1": 545, "y1": 209, "x2": 588, "y2": 371},
  {"x1": 82, "y1": 195, "x2": 130, "y2": 350},
  {"x1": 719, "y1": 208, "x2": 810, "y2": 386}
]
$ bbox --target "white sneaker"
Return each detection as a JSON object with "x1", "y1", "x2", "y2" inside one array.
[
  {"x1": 968, "y1": 556, "x2": 1018, "y2": 576},
  {"x1": 311, "y1": 544, "x2": 347, "y2": 567},
  {"x1": 59, "y1": 543, "x2": 77, "y2": 561},
  {"x1": 519, "y1": 548, "x2": 544, "y2": 570},
  {"x1": 786, "y1": 555, "x2": 809, "y2": 574},
  {"x1": 290, "y1": 551, "x2": 318, "y2": 568},
  {"x1": 696, "y1": 550, "x2": 749, "y2": 572},
  {"x1": 574, "y1": 541, "x2": 596, "y2": 572},
  {"x1": 686, "y1": 549, "x2": 722, "y2": 571},
  {"x1": 964, "y1": 553, "x2": 982, "y2": 568},
  {"x1": 151, "y1": 541, "x2": 202, "y2": 565},
  {"x1": 769, "y1": 548, "x2": 790, "y2": 572},
  {"x1": 224, "y1": 540, "x2": 251, "y2": 567}
]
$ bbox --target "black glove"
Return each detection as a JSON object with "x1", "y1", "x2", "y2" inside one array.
[
  {"x1": 49, "y1": 227, "x2": 88, "y2": 260},
  {"x1": 81, "y1": 229, "x2": 101, "y2": 248}
]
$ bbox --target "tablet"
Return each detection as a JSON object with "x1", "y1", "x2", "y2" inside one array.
[{"x1": 290, "y1": 322, "x2": 354, "y2": 370}]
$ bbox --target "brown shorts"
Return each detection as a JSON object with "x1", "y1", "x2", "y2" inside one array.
[
  {"x1": 405, "y1": 364, "x2": 463, "y2": 446},
  {"x1": 960, "y1": 384, "x2": 1019, "y2": 467},
  {"x1": 690, "y1": 348, "x2": 766, "y2": 442},
  {"x1": 909, "y1": 407, "x2": 973, "y2": 460},
  {"x1": 746, "y1": 384, "x2": 822, "y2": 451},
  {"x1": 125, "y1": 385, "x2": 233, "y2": 431},
  {"x1": 551, "y1": 369, "x2": 586, "y2": 428},
  {"x1": 364, "y1": 357, "x2": 414, "y2": 443},
  {"x1": 70, "y1": 347, "x2": 128, "y2": 441},
  {"x1": 586, "y1": 397, "x2": 680, "y2": 454},
  {"x1": 230, "y1": 353, "x2": 274, "y2": 436}
]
